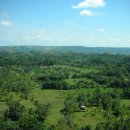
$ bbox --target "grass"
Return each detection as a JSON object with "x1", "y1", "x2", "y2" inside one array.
[
  {"x1": 121, "y1": 99, "x2": 130, "y2": 106},
  {"x1": 0, "y1": 87, "x2": 130, "y2": 128},
  {"x1": 24, "y1": 89, "x2": 66, "y2": 125},
  {"x1": 65, "y1": 78, "x2": 95, "y2": 86},
  {"x1": 73, "y1": 107, "x2": 105, "y2": 128},
  {"x1": 53, "y1": 65, "x2": 99, "y2": 73},
  {"x1": 20, "y1": 88, "x2": 130, "y2": 127},
  {"x1": 26, "y1": 88, "x2": 105, "y2": 127},
  {"x1": 0, "y1": 102, "x2": 7, "y2": 116}
]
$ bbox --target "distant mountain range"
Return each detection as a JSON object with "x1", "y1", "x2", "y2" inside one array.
[{"x1": 0, "y1": 46, "x2": 130, "y2": 54}]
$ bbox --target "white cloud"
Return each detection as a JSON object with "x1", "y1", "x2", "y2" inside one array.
[
  {"x1": 107, "y1": 38, "x2": 121, "y2": 43},
  {"x1": 80, "y1": 10, "x2": 96, "y2": 16},
  {"x1": 72, "y1": 0, "x2": 106, "y2": 17},
  {"x1": 99, "y1": 28, "x2": 106, "y2": 32},
  {"x1": 0, "y1": 20, "x2": 12, "y2": 26},
  {"x1": 72, "y1": 0, "x2": 105, "y2": 9},
  {"x1": 33, "y1": 34, "x2": 53, "y2": 41},
  {"x1": 127, "y1": 36, "x2": 130, "y2": 42}
]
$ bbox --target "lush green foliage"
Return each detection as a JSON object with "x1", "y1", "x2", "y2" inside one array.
[{"x1": 0, "y1": 47, "x2": 130, "y2": 129}]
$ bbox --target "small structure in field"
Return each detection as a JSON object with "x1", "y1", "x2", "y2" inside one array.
[{"x1": 80, "y1": 105, "x2": 86, "y2": 111}]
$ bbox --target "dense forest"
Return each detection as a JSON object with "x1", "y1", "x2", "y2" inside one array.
[{"x1": 0, "y1": 46, "x2": 130, "y2": 130}]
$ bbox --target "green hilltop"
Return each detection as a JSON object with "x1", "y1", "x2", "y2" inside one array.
[{"x1": 0, "y1": 46, "x2": 130, "y2": 54}]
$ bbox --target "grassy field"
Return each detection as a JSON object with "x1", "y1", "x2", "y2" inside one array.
[
  {"x1": 0, "y1": 65, "x2": 130, "y2": 129},
  {"x1": 21, "y1": 88, "x2": 105, "y2": 128},
  {"x1": 13, "y1": 88, "x2": 130, "y2": 127},
  {"x1": 0, "y1": 87, "x2": 130, "y2": 128},
  {"x1": 0, "y1": 102, "x2": 7, "y2": 116}
]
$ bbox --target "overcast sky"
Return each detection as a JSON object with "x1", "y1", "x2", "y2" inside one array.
[{"x1": 0, "y1": 0, "x2": 130, "y2": 47}]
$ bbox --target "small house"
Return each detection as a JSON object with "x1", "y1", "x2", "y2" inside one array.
[{"x1": 80, "y1": 105, "x2": 86, "y2": 111}]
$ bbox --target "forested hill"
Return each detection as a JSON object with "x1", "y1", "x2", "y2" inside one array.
[{"x1": 0, "y1": 46, "x2": 130, "y2": 54}]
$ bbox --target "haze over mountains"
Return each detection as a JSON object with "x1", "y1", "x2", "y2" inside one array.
[{"x1": 0, "y1": 46, "x2": 130, "y2": 54}]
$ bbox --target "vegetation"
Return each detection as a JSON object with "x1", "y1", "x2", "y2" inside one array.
[{"x1": 0, "y1": 46, "x2": 130, "y2": 129}]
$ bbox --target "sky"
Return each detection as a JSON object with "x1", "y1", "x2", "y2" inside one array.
[{"x1": 0, "y1": 0, "x2": 130, "y2": 47}]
